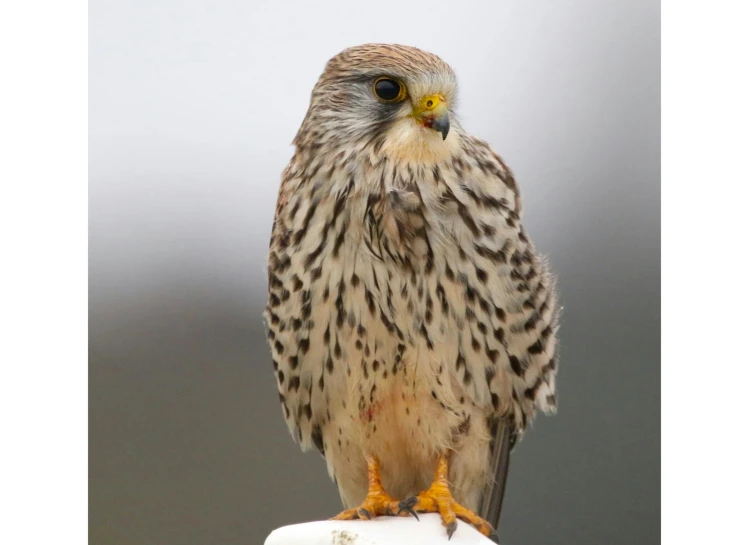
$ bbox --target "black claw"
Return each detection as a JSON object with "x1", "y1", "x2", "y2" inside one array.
[
  {"x1": 488, "y1": 529, "x2": 500, "y2": 543},
  {"x1": 446, "y1": 521, "x2": 457, "y2": 540},
  {"x1": 358, "y1": 508, "x2": 372, "y2": 520},
  {"x1": 401, "y1": 496, "x2": 418, "y2": 508},
  {"x1": 397, "y1": 497, "x2": 420, "y2": 521}
]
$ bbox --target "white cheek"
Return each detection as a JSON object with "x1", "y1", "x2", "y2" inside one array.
[{"x1": 380, "y1": 117, "x2": 460, "y2": 164}]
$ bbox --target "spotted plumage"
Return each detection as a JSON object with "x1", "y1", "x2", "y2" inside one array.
[{"x1": 264, "y1": 44, "x2": 559, "y2": 538}]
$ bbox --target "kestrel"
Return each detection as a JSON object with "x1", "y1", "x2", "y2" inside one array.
[{"x1": 264, "y1": 44, "x2": 559, "y2": 542}]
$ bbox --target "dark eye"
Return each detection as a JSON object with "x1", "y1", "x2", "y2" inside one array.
[{"x1": 373, "y1": 77, "x2": 406, "y2": 102}]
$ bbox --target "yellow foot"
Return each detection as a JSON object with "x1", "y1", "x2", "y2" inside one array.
[
  {"x1": 331, "y1": 491, "x2": 401, "y2": 521},
  {"x1": 398, "y1": 454, "x2": 498, "y2": 542},
  {"x1": 330, "y1": 456, "x2": 402, "y2": 521}
]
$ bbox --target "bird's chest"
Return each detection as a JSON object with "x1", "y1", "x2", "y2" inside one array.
[
  {"x1": 323, "y1": 243, "x2": 462, "y2": 465},
  {"x1": 325, "y1": 191, "x2": 448, "y2": 353},
  {"x1": 314, "y1": 194, "x2": 468, "y2": 416},
  {"x1": 305, "y1": 183, "x2": 482, "y2": 383}
]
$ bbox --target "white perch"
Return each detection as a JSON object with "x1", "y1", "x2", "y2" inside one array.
[{"x1": 265, "y1": 514, "x2": 497, "y2": 545}]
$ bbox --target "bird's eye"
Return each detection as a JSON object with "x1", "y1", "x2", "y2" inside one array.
[{"x1": 373, "y1": 77, "x2": 407, "y2": 103}]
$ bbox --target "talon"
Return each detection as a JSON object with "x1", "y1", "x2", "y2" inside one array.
[
  {"x1": 446, "y1": 520, "x2": 457, "y2": 540},
  {"x1": 488, "y1": 529, "x2": 500, "y2": 543},
  {"x1": 358, "y1": 508, "x2": 372, "y2": 520},
  {"x1": 401, "y1": 496, "x2": 418, "y2": 509},
  {"x1": 404, "y1": 453, "x2": 496, "y2": 540},
  {"x1": 397, "y1": 500, "x2": 420, "y2": 521}
]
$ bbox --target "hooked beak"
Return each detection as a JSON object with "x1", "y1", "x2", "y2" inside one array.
[{"x1": 412, "y1": 94, "x2": 450, "y2": 140}]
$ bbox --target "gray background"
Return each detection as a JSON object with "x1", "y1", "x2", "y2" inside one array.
[{"x1": 89, "y1": 1, "x2": 660, "y2": 544}]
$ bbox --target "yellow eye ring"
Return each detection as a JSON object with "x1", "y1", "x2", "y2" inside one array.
[{"x1": 373, "y1": 77, "x2": 407, "y2": 103}]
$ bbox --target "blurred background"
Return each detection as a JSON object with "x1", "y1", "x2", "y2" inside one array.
[{"x1": 89, "y1": 1, "x2": 659, "y2": 544}]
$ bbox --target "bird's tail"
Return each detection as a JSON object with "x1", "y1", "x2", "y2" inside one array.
[{"x1": 477, "y1": 420, "x2": 515, "y2": 530}]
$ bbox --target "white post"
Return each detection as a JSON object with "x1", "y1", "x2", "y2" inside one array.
[{"x1": 265, "y1": 513, "x2": 498, "y2": 544}]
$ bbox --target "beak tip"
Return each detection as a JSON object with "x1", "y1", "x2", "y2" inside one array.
[{"x1": 436, "y1": 119, "x2": 450, "y2": 140}]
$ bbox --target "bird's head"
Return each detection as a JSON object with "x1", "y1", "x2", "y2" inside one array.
[{"x1": 295, "y1": 44, "x2": 460, "y2": 163}]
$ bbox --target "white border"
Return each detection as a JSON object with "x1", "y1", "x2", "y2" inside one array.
[
  {"x1": 0, "y1": 2, "x2": 88, "y2": 544},
  {"x1": 662, "y1": 2, "x2": 749, "y2": 544}
]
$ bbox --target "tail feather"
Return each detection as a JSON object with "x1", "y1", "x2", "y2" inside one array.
[{"x1": 478, "y1": 421, "x2": 515, "y2": 529}]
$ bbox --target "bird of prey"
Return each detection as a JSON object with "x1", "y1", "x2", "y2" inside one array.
[{"x1": 264, "y1": 44, "x2": 559, "y2": 542}]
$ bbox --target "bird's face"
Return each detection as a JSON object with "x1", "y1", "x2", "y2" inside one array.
[
  {"x1": 371, "y1": 76, "x2": 451, "y2": 140},
  {"x1": 296, "y1": 44, "x2": 460, "y2": 163}
]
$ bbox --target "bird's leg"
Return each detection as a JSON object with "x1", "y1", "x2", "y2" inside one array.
[
  {"x1": 330, "y1": 455, "x2": 402, "y2": 521},
  {"x1": 398, "y1": 452, "x2": 498, "y2": 542}
]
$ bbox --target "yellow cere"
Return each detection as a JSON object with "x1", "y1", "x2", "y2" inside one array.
[{"x1": 413, "y1": 94, "x2": 446, "y2": 116}]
